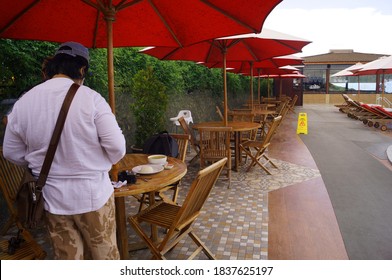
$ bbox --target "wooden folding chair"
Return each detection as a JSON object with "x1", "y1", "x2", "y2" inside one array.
[
  {"x1": 178, "y1": 116, "x2": 200, "y2": 164},
  {"x1": 262, "y1": 99, "x2": 289, "y2": 134},
  {"x1": 239, "y1": 116, "x2": 282, "y2": 174},
  {"x1": 158, "y1": 133, "x2": 190, "y2": 204},
  {"x1": 0, "y1": 147, "x2": 46, "y2": 259},
  {"x1": 128, "y1": 158, "x2": 227, "y2": 260},
  {"x1": 275, "y1": 100, "x2": 291, "y2": 133},
  {"x1": 138, "y1": 134, "x2": 190, "y2": 211},
  {"x1": 288, "y1": 94, "x2": 298, "y2": 114},
  {"x1": 0, "y1": 148, "x2": 25, "y2": 235},
  {"x1": 252, "y1": 104, "x2": 268, "y2": 123},
  {"x1": 198, "y1": 126, "x2": 232, "y2": 188},
  {"x1": 228, "y1": 110, "x2": 257, "y2": 141},
  {"x1": 227, "y1": 111, "x2": 258, "y2": 162}
]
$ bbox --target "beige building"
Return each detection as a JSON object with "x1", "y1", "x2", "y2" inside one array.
[{"x1": 301, "y1": 49, "x2": 390, "y2": 105}]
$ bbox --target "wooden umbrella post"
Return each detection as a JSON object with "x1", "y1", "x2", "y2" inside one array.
[
  {"x1": 106, "y1": 16, "x2": 115, "y2": 114},
  {"x1": 381, "y1": 71, "x2": 385, "y2": 107},
  {"x1": 279, "y1": 77, "x2": 282, "y2": 99},
  {"x1": 357, "y1": 76, "x2": 360, "y2": 102},
  {"x1": 257, "y1": 69, "x2": 261, "y2": 103},
  {"x1": 249, "y1": 61, "x2": 254, "y2": 108},
  {"x1": 222, "y1": 48, "x2": 228, "y2": 126},
  {"x1": 267, "y1": 77, "x2": 270, "y2": 98}
]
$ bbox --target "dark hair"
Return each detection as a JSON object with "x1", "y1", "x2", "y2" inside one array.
[{"x1": 44, "y1": 47, "x2": 89, "y2": 80}]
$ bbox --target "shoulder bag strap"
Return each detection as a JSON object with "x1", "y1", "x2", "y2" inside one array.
[{"x1": 36, "y1": 83, "x2": 80, "y2": 188}]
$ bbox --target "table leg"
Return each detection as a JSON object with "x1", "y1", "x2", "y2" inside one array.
[
  {"x1": 115, "y1": 196, "x2": 128, "y2": 260},
  {"x1": 149, "y1": 191, "x2": 159, "y2": 241},
  {"x1": 261, "y1": 115, "x2": 268, "y2": 138},
  {"x1": 234, "y1": 131, "x2": 240, "y2": 172}
]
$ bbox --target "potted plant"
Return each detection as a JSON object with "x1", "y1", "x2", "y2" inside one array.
[{"x1": 130, "y1": 66, "x2": 168, "y2": 151}]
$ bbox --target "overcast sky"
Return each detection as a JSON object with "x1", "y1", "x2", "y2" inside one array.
[{"x1": 263, "y1": 0, "x2": 392, "y2": 57}]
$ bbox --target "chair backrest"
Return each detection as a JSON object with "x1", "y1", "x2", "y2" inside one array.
[
  {"x1": 290, "y1": 95, "x2": 298, "y2": 108},
  {"x1": 228, "y1": 111, "x2": 255, "y2": 122},
  {"x1": 252, "y1": 104, "x2": 268, "y2": 111},
  {"x1": 172, "y1": 158, "x2": 227, "y2": 229},
  {"x1": 342, "y1": 93, "x2": 350, "y2": 101},
  {"x1": 0, "y1": 147, "x2": 46, "y2": 259},
  {"x1": 215, "y1": 105, "x2": 224, "y2": 121},
  {"x1": 197, "y1": 126, "x2": 232, "y2": 169},
  {"x1": 170, "y1": 133, "x2": 190, "y2": 162},
  {"x1": 263, "y1": 116, "x2": 282, "y2": 145},
  {"x1": 0, "y1": 147, "x2": 25, "y2": 224},
  {"x1": 261, "y1": 97, "x2": 277, "y2": 103},
  {"x1": 275, "y1": 99, "x2": 289, "y2": 116},
  {"x1": 178, "y1": 116, "x2": 199, "y2": 153}
]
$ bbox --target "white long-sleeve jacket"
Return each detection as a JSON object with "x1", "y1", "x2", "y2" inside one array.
[{"x1": 3, "y1": 77, "x2": 126, "y2": 215}]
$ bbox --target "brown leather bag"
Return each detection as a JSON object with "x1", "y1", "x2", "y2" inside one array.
[{"x1": 16, "y1": 83, "x2": 80, "y2": 228}]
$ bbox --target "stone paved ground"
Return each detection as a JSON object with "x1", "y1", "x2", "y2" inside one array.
[{"x1": 4, "y1": 149, "x2": 320, "y2": 260}]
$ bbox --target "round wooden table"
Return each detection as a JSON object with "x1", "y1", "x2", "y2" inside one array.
[
  {"x1": 112, "y1": 153, "x2": 187, "y2": 259},
  {"x1": 193, "y1": 121, "x2": 260, "y2": 171}
]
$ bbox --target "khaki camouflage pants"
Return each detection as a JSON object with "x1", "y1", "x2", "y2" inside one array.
[{"x1": 46, "y1": 193, "x2": 120, "y2": 260}]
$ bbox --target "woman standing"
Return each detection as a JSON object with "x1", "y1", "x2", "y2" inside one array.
[{"x1": 3, "y1": 42, "x2": 126, "y2": 260}]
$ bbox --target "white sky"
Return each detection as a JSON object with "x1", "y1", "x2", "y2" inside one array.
[{"x1": 263, "y1": 0, "x2": 392, "y2": 57}]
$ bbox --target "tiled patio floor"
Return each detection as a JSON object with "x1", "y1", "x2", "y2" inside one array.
[
  {"x1": 128, "y1": 155, "x2": 320, "y2": 260},
  {"x1": 17, "y1": 144, "x2": 320, "y2": 260}
]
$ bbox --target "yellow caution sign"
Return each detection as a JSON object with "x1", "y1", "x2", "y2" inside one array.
[{"x1": 296, "y1": 112, "x2": 308, "y2": 135}]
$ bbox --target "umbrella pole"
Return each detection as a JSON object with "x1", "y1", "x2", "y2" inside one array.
[
  {"x1": 357, "y1": 76, "x2": 360, "y2": 102},
  {"x1": 250, "y1": 62, "x2": 254, "y2": 109},
  {"x1": 106, "y1": 18, "x2": 115, "y2": 114},
  {"x1": 267, "y1": 77, "x2": 270, "y2": 98},
  {"x1": 382, "y1": 71, "x2": 385, "y2": 107},
  {"x1": 279, "y1": 77, "x2": 282, "y2": 99},
  {"x1": 257, "y1": 69, "x2": 261, "y2": 103},
  {"x1": 222, "y1": 49, "x2": 228, "y2": 126}
]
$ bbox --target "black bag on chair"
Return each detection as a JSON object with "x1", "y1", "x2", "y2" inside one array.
[{"x1": 142, "y1": 131, "x2": 179, "y2": 158}]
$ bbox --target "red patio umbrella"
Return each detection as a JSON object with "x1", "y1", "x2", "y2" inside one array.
[
  {"x1": 279, "y1": 72, "x2": 306, "y2": 79},
  {"x1": 207, "y1": 55, "x2": 304, "y2": 101},
  {"x1": 0, "y1": 0, "x2": 283, "y2": 113},
  {"x1": 236, "y1": 65, "x2": 301, "y2": 99},
  {"x1": 223, "y1": 58, "x2": 304, "y2": 101},
  {"x1": 208, "y1": 54, "x2": 303, "y2": 71},
  {"x1": 259, "y1": 70, "x2": 306, "y2": 98},
  {"x1": 331, "y1": 63, "x2": 363, "y2": 101},
  {"x1": 352, "y1": 56, "x2": 392, "y2": 106},
  {"x1": 141, "y1": 29, "x2": 311, "y2": 125}
]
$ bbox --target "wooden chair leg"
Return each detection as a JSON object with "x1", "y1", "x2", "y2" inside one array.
[
  {"x1": 128, "y1": 216, "x2": 166, "y2": 260},
  {"x1": 138, "y1": 194, "x2": 148, "y2": 212},
  {"x1": 171, "y1": 184, "x2": 180, "y2": 204},
  {"x1": 262, "y1": 154, "x2": 278, "y2": 169},
  {"x1": 189, "y1": 231, "x2": 216, "y2": 260}
]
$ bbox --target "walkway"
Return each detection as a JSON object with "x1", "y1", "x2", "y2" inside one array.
[{"x1": 296, "y1": 105, "x2": 392, "y2": 259}]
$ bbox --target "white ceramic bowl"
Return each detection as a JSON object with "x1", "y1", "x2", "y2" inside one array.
[{"x1": 147, "y1": 154, "x2": 167, "y2": 165}]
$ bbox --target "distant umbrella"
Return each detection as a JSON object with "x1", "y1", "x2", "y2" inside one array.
[
  {"x1": 331, "y1": 63, "x2": 363, "y2": 101},
  {"x1": 141, "y1": 29, "x2": 310, "y2": 125},
  {"x1": 353, "y1": 56, "x2": 392, "y2": 107}
]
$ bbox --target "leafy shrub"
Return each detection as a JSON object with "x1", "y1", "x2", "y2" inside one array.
[{"x1": 130, "y1": 67, "x2": 168, "y2": 148}]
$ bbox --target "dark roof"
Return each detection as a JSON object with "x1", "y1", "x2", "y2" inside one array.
[{"x1": 303, "y1": 50, "x2": 388, "y2": 65}]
